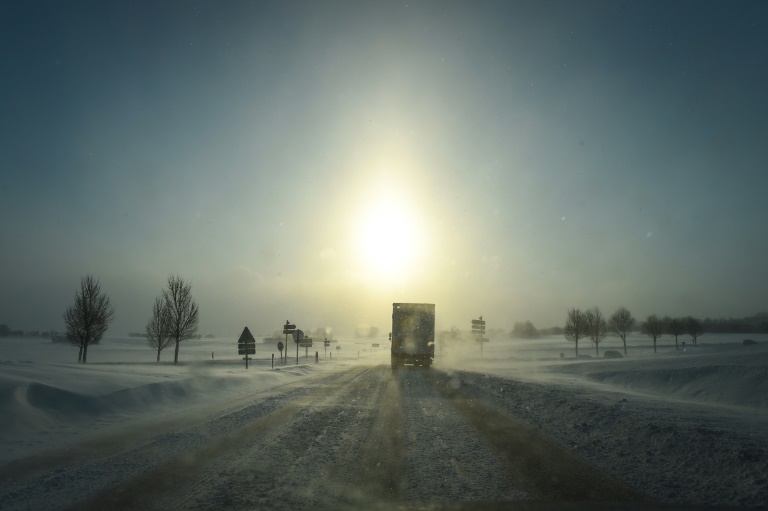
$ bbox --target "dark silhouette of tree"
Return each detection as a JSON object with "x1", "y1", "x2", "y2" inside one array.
[
  {"x1": 585, "y1": 306, "x2": 607, "y2": 356},
  {"x1": 63, "y1": 275, "x2": 114, "y2": 363},
  {"x1": 564, "y1": 308, "x2": 587, "y2": 357},
  {"x1": 511, "y1": 320, "x2": 539, "y2": 339},
  {"x1": 668, "y1": 318, "x2": 685, "y2": 350},
  {"x1": 609, "y1": 307, "x2": 635, "y2": 356},
  {"x1": 641, "y1": 314, "x2": 664, "y2": 353},
  {"x1": 686, "y1": 316, "x2": 703, "y2": 345},
  {"x1": 146, "y1": 296, "x2": 173, "y2": 362},
  {"x1": 163, "y1": 275, "x2": 199, "y2": 365}
]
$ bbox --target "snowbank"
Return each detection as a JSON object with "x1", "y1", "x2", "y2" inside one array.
[{"x1": 0, "y1": 334, "x2": 389, "y2": 463}]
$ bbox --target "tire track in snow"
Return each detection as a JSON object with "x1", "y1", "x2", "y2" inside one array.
[
  {"x1": 0, "y1": 366, "x2": 369, "y2": 511},
  {"x1": 161, "y1": 365, "x2": 404, "y2": 510},
  {"x1": 69, "y1": 365, "x2": 376, "y2": 511},
  {"x1": 398, "y1": 369, "x2": 526, "y2": 502},
  {"x1": 425, "y1": 370, "x2": 644, "y2": 502}
]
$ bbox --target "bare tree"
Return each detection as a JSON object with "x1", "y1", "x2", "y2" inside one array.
[
  {"x1": 641, "y1": 314, "x2": 664, "y2": 353},
  {"x1": 63, "y1": 275, "x2": 115, "y2": 364},
  {"x1": 564, "y1": 308, "x2": 587, "y2": 357},
  {"x1": 686, "y1": 316, "x2": 703, "y2": 345},
  {"x1": 585, "y1": 306, "x2": 607, "y2": 356},
  {"x1": 609, "y1": 306, "x2": 635, "y2": 356},
  {"x1": 668, "y1": 318, "x2": 685, "y2": 350},
  {"x1": 146, "y1": 296, "x2": 173, "y2": 362},
  {"x1": 163, "y1": 275, "x2": 199, "y2": 365}
]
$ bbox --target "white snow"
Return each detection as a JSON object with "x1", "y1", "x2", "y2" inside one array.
[
  {"x1": 1, "y1": 331, "x2": 766, "y2": 506},
  {"x1": 434, "y1": 332, "x2": 768, "y2": 506},
  {"x1": 0, "y1": 334, "x2": 385, "y2": 463}
]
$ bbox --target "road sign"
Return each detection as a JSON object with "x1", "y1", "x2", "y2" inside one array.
[
  {"x1": 299, "y1": 341, "x2": 313, "y2": 348},
  {"x1": 277, "y1": 341, "x2": 284, "y2": 352},
  {"x1": 238, "y1": 327, "x2": 256, "y2": 344},
  {"x1": 237, "y1": 327, "x2": 256, "y2": 356},
  {"x1": 335, "y1": 345, "x2": 341, "y2": 350},
  {"x1": 323, "y1": 340, "x2": 330, "y2": 347},
  {"x1": 475, "y1": 337, "x2": 489, "y2": 343},
  {"x1": 471, "y1": 317, "x2": 486, "y2": 334},
  {"x1": 283, "y1": 320, "x2": 296, "y2": 334},
  {"x1": 372, "y1": 343, "x2": 380, "y2": 347},
  {"x1": 293, "y1": 329, "x2": 304, "y2": 343}
]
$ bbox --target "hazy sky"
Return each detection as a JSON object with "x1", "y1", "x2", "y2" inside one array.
[{"x1": 2, "y1": 0, "x2": 767, "y2": 337}]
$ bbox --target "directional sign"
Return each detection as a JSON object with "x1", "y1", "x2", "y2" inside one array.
[
  {"x1": 323, "y1": 340, "x2": 330, "y2": 347},
  {"x1": 471, "y1": 317, "x2": 486, "y2": 334},
  {"x1": 283, "y1": 320, "x2": 296, "y2": 334},
  {"x1": 299, "y1": 341, "x2": 313, "y2": 348},
  {"x1": 372, "y1": 343, "x2": 380, "y2": 348},
  {"x1": 293, "y1": 329, "x2": 304, "y2": 343}
]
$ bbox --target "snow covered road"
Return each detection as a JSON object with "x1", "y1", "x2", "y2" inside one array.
[
  {"x1": 0, "y1": 364, "x2": 642, "y2": 510},
  {"x1": 1, "y1": 360, "x2": 765, "y2": 510}
]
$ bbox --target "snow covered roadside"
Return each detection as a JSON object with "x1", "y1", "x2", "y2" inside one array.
[
  {"x1": 0, "y1": 335, "x2": 389, "y2": 464},
  {"x1": 434, "y1": 334, "x2": 768, "y2": 507}
]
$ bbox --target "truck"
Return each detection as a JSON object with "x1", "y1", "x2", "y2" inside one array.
[{"x1": 390, "y1": 303, "x2": 435, "y2": 370}]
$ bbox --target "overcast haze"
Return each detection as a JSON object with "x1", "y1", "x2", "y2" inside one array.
[{"x1": 2, "y1": 0, "x2": 767, "y2": 337}]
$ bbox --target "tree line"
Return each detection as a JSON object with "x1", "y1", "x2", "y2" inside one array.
[
  {"x1": 563, "y1": 306, "x2": 707, "y2": 357},
  {"x1": 62, "y1": 274, "x2": 198, "y2": 364}
]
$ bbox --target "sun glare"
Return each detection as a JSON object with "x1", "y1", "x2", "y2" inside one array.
[{"x1": 355, "y1": 197, "x2": 423, "y2": 279}]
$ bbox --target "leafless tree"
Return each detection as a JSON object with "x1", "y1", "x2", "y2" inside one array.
[
  {"x1": 668, "y1": 318, "x2": 685, "y2": 350},
  {"x1": 585, "y1": 306, "x2": 607, "y2": 356},
  {"x1": 63, "y1": 275, "x2": 114, "y2": 364},
  {"x1": 686, "y1": 316, "x2": 703, "y2": 345},
  {"x1": 609, "y1": 306, "x2": 635, "y2": 356},
  {"x1": 146, "y1": 296, "x2": 173, "y2": 362},
  {"x1": 564, "y1": 308, "x2": 587, "y2": 357},
  {"x1": 641, "y1": 314, "x2": 664, "y2": 353},
  {"x1": 163, "y1": 275, "x2": 199, "y2": 365}
]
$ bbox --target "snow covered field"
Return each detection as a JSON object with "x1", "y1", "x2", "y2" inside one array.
[
  {"x1": 0, "y1": 334, "x2": 386, "y2": 463},
  {"x1": 1, "y1": 331, "x2": 767, "y2": 507}
]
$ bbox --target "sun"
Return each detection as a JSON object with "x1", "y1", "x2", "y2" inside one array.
[{"x1": 354, "y1": 197, "x2": 423, "y2": 279}]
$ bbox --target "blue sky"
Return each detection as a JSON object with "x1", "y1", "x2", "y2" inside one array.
[{"x1": 2, "y1": 0, "x2": 767, "y2": 336}]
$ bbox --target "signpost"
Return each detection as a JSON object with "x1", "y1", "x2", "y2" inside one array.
[
  {"x1": 299, "y1": 337, "x2": 313, "y2": 357},
  {"x1": 237, "y1": 327, "x2": 256, "y2": 369},
  {"x1": 293, "y1": 329, "x2": 304, "y2": 364},
  {"x1": 277, "y1": 340, "x2": 284, "y2": 362},
  {"x1": 283, "y1": 321, "x2": 296, "y2": 364},
  {"x1": 472, "y1": 316, "x2": 489, "y2": 358},
  {"x1": 324, "y1": 338, "x2": 330, "y2": 357}
]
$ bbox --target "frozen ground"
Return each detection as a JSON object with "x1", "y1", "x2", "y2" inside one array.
[
  {"x1": 0, "y1": 331, "x2": 766, "y2": 508},
  {"x1": 0, "y1": 334, "x2": 379, "y2": 463}
]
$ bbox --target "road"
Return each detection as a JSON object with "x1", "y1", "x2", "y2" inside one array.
[{"x1": 0, "y1": 365, "x2": 642, "y2": 510}]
